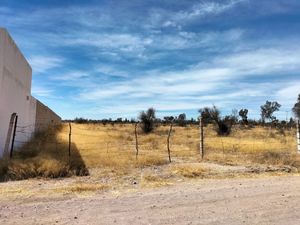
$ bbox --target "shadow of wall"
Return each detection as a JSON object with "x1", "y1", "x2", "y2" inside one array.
[{"x1": 0, "y1": 125, "x2": 89, "y2": 182}]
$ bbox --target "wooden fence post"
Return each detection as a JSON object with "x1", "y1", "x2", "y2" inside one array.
[
  {"x1": 68, "y1": 123, "x2": 72, "y2": 159},
  {"x1": 135, "y1": 123, "x2": 139, "y2": 159},
  {"x1": 10, "y1": 115, "x2": 18, "y2": 158},
  {"x1": 167, "y1": 122, "x2": 173, "y2": 163},
  {"x1": 199, "y1": 116, "x2": 204, "y2": 159},
  {"x1": 297, "y1": 120, "x2": 300, "y2": 152}
]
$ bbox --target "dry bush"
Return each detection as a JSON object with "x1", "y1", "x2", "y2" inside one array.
[
  {"x1": 135, "y1": 155, "x2": 169, "y2": 167},
  {"x1": 5, "y1": 158, "x2": 69, "y2": 180},
  {"x1": 56, "y1": 182, "x2": 109, "y2": 193},
  {"x1": 252, "y1": 152, "x2": 300, "y2": 169},
  {"x1": 141, "y1": 174, "x2": 171, "y2": 188},
  {"x1": 172, "y1": 164, "x2": 208, "y2": 178},
  {"x1": 0, "y1": 125, "x2": 88, "y2": 181}
]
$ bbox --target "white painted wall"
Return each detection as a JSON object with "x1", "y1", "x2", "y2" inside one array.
[{"x1": 0, "y1": 28, "x2": 36, "y2": 157}]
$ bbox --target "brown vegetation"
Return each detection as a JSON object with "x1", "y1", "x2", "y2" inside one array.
[
  {"x1": 0, "y1": 125, "x2": 88, "y2": 181},
  {"x1": 0, "y1": 123, "x2": 299, "y2": 186}
]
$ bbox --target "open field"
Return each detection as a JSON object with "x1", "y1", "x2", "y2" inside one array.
[
  {"x1": 0, "y1": 123, "x2": 299, "y2": 193},
  {"x1": 0, "y1": 123, "x2": 300, "y2": 224}
]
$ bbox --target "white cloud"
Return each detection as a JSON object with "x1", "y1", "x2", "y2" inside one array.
[
  {"x1": 145, "y1": 0, "x2": 247, "y2": 31},
  {"x1": 162, "y1": 20, "x2": 178, "y2": 28},
  {"x1": 96, "y1": 65, "x2": 129, "y2": 78},
  {"x1": 76, "y1": 46, "x2": 300, "y2": 119},
  {"x1": 78, "y1": 67, "x2": 234, "y2": 101},
  {"x1": 31, "y1": 86, "x2": 53, "y2": 97},
  {"x1": 177, "y1": 0, "x2": 245, "y2": 20},
  {"x1": 28, "y1": 56, "x2": 64, "y2": 74},
  {"x1": 276, "y1": 82, "x2": 300, "y2": 107},
  {"x1": 78, "y1": 86, "x2": 268, "y2": 118},
  {"x1": 51, "y1": 71, "x2": 89, "y2": 81},
  {"x1": 3, "y1": 0, "x2": 298, "y2": 120},
  {"x1": 161, "y1": 0, "x2": 247, "y2": 28},
  {"x1": 63, "y1": 33, "x2": 150, "y2": 54},
  {"x1": 61, "y1": 28, "x2": 244, "y2": 57},
  {"x1": 213, "y1": 48, "x2": 300, "y2": 75}
]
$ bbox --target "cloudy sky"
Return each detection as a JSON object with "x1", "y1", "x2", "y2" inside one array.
[{"x1": 1, "y1": 0, "x2": 300, "y2": 120}]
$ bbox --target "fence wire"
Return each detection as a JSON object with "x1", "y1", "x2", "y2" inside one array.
[{"x1": 11, "y1": 122, "x2": 299, "y2": 165}]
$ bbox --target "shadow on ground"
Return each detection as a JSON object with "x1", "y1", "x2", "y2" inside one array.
[{"x1": 0, "y1": 125, "x2": 89, "y2": 182}]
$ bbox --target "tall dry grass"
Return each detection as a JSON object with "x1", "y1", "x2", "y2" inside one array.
[
  {"x1": 204, "y1": 125, "x2": 300, "y2": 167},
  {"x1": 61, "y1": 123, "x2": 300, "y2": 171},
  {"x1": 56, "y1": 123, "x2": 182, "y2": 172},
  {"x1": 0, "y1": 125, "x2": 88, "y2": 181},
  {"x1": 1, "y1": 122, "x2": 299, "y2": 182}
]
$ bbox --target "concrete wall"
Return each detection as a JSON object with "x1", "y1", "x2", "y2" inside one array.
[
  {"x1": 35, "y1": 99, "x2": 61, "y2": 132},
  {"x1": 0, "y1": 28, "x2": 35, "y2": 157},
  {"x1": 0, "y1": 28, "x2": 61, "y2": 157}
]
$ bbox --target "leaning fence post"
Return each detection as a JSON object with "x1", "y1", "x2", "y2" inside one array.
[
  {"x1": 167, "y1": 122, "x2": 173, "y2": 163},
  {"x1": 4, "y1": 113, "x2": 17, "y2": 157},
  {"x1": 135, "y1": 123, "x2": 139, "y2": 159},
  {"x1": 10, "y1": 115, "x2": 18, "y2": 158},
  {"x1": 297, "y1": 119, "x2": 300, "y2": 152},
  {"x1": 199, "y1": 116, "x2": 204, "y2": 159},
  {"x1": 68, "y1": 123, "x2": 72, "y2": 159}
]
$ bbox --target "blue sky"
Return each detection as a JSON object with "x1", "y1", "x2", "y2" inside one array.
[{"x1": 1, "y1": 0, "x2": 300, "y2": 120}]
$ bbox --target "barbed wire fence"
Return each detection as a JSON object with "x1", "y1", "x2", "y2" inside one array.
[
  {"x1": 200, "y1": 117, "x2": 300, "y2": 162},
  {"x1": 69, "y1": 122, "x2": 201, "y2": 162},
  {"x1": 10, "y1": 121, "x2": 201, "y2": 163},
  {"x1": 7, "y1": 117, "x2": 300, "y2": 166}
]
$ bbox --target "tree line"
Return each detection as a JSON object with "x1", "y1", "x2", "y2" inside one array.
[{"x1": 69, "y1": 94, "x2": 300, "y2": 135}]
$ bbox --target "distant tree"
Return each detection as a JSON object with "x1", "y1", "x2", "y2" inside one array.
[
  {"x1": 177, "y1": 113, "x2": 187, "y2": 126},
  {"x1": 139, "y1": 107, "x2": 156, "y2": 133},
  {"x1": 239, "y1": 109, "x2": 249, "y2": 125},
  {"x1": 155, "y1": 118, "x2": 162, "y2": 123},
  {"x1": 74, "y1": 117, "x2": 88, "y2": 124},
  {"x1": 260, "y1": 101, "x2": 281, "y2": 123},
  {"x1": 198, "y1": 106, "x2": 232, "y2": 136},
  {"x1": 164, "y1": 116, "x2": 174, "y2": 123},
  {"x1": 102, "y1": 119, "x2": 108, "y2": 125},
  {"x1": 116, "y1": 118, "x2": 122, "y2": 123},
  {"x1": 107, "y1": 118, "x2": 114, "y2": 126},
  {"x1": 198, "y1": 106, "x2": 220, "y2": 124},
  {"x1": 190, "y1": 117, "x2": 195, "y2": 124},
  {"x1": 288, "y1": 117, "x2": 295, "y2": 128},
  {"x1": 292, "y1": 94, "x2": 300, "y2": 118}
]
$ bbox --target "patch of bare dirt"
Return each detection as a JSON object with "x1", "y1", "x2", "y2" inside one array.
[{"x1": 0, "y1": 175, "x2": 300, "y2": 224}]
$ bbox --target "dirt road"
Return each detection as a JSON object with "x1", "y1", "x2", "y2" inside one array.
[{"x1": 0, "y1": 176, "x2": 300, "y2": 225}]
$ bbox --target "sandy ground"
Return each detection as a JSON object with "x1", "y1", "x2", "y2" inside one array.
[{"x1": 0, "y1": 175, "x2": 300, "y2": 225}]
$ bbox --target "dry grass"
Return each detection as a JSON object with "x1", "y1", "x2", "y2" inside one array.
[
  {"x1": 203, "y1": 125, "x2": 300, "y2": 168},
  {"x1": 172, "y1": 164, "x2": 208, "y2": 178},
  {"x1": 56, "y1": 123, "x2": 200, "y2": 171},
  {"x1": 134, "y1": 154, "x2": 169, "y2": 167},
  {"x1": 0, "y1": 125, "x2": 88, "y2": 181},
  {"x1": 56, "y1": 182, "x2": 109, "y2": 194},
  {"x1": 141, "y1": 174, "x2": 172, "y2": 188},
  {"x1": 0, "y1": 123, "x2": 299, "y2": 184}
]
